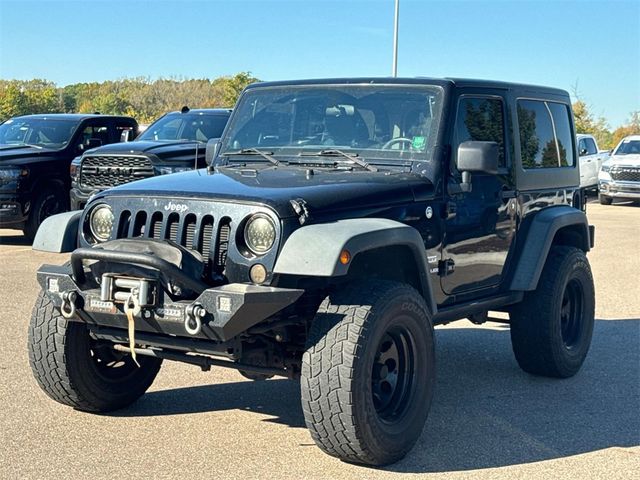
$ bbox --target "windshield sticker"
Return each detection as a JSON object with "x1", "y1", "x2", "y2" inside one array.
[{"x1": 412, "y1": 136, "x2": 426, "y2": 150}]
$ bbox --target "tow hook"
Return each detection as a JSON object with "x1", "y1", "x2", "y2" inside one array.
[
  {"x1": 60, "y1": 291, "x2": 78, "y2": 319},
  {"x1": 185, "y1": 303, "x2": 206, "y2": 335}
]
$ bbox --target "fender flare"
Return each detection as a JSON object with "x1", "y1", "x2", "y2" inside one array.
[
  {"x1": 510, "y1": 206, "x2": 591, "y2": 291},
  {"x1": 32, "y1": 210, "x2": 81, "y2": 253},
  {"x1": 273, "y1": 218, "x2": 436, "y2": 315}
]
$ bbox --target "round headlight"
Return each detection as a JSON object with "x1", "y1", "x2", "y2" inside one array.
[
  {"x1": 244, "y1": 214, "x2": 276, "y2": 255},
  {"x1": 89, "y1": 204, "x2": 114, "y2": 242}
]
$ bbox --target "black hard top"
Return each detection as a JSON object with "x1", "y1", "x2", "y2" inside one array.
[
  {"x1": 245, "y1": 77, "x2": 569, "y2": 97},
  {"x1": 10, "y1": 113, "x2": 136, "y2": 121}
]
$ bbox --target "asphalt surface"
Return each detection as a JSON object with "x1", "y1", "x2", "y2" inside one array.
[{"x1": 0, "y1": 202, "x2": 638, "y2": 479}]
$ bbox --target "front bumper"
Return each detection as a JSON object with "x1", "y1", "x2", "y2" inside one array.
[
  {"x1": 0, "y1": 193, "x2": 28, "y2": 227},
  {"x1": 599, "y1": 180, "x2": 640, "y2": 199},
  {"x1": 37, "y1": 258, "x2": 303, "y2": 342}
]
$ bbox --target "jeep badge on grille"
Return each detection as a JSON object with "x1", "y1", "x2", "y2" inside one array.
[{"x1": 164, "y1": 202, "x2": 189, "y2": 213}]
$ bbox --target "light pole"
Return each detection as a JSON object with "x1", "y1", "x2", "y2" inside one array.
[{"x1": 392, "y1": 0, "x2": 399, "y2": 77}]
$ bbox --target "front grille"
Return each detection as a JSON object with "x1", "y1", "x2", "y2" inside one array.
[
  {"x1": 80, "y1": 155, "x2": 154, "y2": 189},
  {"x1": 611, "y1": 166, "x2": 640, "y2": 182},
  {"x1": 115, "y1": 209, "x2": 231, "y2": 276}
]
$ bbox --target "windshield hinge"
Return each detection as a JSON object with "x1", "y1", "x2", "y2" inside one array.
[{"x1": 290, "y1": 198, "x2": 311, "y2": 225}]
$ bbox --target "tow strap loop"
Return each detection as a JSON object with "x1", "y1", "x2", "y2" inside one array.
[{"x1": 124, "y1": 293, "x2": 141, "y2": 368}]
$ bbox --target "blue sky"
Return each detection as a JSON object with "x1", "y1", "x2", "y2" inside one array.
[{"x1": 1, "y1": 0, "x2": 638, "y2": 127}]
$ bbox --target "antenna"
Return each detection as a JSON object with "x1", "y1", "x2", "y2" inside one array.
[{"x1": 392, "y1": 0, "x2": 399, "y2": 77}]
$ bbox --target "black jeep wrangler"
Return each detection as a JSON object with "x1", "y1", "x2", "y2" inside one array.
[
  {"x1": 69, "y1": 108, "x2": 231, "y2": 210},
  {"x1": 0, "y1": 114, "x2": 138, "y2": 240},
  {"x1": 29, "y1": 78, "x2": 595, "y2": 466}
]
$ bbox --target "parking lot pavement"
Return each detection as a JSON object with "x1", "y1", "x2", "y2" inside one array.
[{"x1": 0, "y1": 202, "x2": 638, "y2": 480}]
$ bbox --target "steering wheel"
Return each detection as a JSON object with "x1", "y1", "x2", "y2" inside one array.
[{"x1": 382, "y1": 137, "x2": 413, "y2": 150}]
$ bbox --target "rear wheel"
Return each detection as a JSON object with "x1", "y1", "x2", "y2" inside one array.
[
  {"x1": 301, "y1": 281, "x2": 435, "y2": 466},
  {"x1": 28, "y1": 290, "x2": 162, "y2": 412},
  {"x1": 510, "y1": 246, "x2": 595, "y2": 378}
]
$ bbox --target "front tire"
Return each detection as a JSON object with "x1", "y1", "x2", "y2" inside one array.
[
  {"x1": 23, "y1": 185, "x2": 68, "y2": 242},
  {"x1": 301, "y1": 281, "x2": 435, "y2": 466},
  {"x1": 510, "y1": 246, "x2": 595, "y2": 378},
  {"x1": 28, "y1": 290, "x2": 162, "y2": 412}
]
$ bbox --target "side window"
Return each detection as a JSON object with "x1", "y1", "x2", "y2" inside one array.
[
  {"x1": 578, "y1": 138, "x2": 587, "y2": 156},
  {"x1": 80, "y1": 123, "x2": 110, "y2": 147},
  {"x1": 585, "y1": 137, "x2": 597, "y2": 155},
  {"x1": 517, "y1": 99, "x2": 573, "y2": 168},
  {"x1": 455, "y1": 97, "x2": 506, "y2": 167},
  {"x1": 547, "y1": 102, "x2": 575, "y2": 167}
]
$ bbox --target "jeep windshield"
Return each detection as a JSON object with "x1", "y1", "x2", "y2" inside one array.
[
  {"x1": 0, "y1": 118, "x2": 79, "y2": 149},
  {"x1": 138, "y1": 113, "x2": 228, "y2": 143},
  {"x1": 219, "y1": 84, "x2": 444, "y2": 166}
]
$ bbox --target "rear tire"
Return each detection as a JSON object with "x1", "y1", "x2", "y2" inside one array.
[
  {"x1": 598, "y1": 194, "x2": 613, "y2": 205},
  {"x1": 510, "y1": 246, "x2": 595, "y2": 378},
  {"x1": 23, "y1": 185, "x2": 68, "y2": 242},
  {"x1": 301, "y1": 281, "x2": 435, "y2": 466},
  {"x1": 28, "y1": 290, "x2": 162, "y2": 412}
]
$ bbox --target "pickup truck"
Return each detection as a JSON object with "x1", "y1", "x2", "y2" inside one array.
[
  {"x1": 598, "y1": 134, "x2": 640, "y2": 204},
  {"x1": 576, "y1": 133, "x2": 608, "y2": 190},
  {"x1": 0, "y1": 114, "x2": 138, "y2": 240},
  {"x1": 70, "y1": 108, "x2": 231, "y2": 210}
]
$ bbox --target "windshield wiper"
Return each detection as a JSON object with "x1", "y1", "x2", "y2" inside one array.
[
  {"x1": 300, "y1": 149, "x2": 377, "y2": 172},
  {"x1": 224, "y1": 148, "x2": 279, "y2": 166}
]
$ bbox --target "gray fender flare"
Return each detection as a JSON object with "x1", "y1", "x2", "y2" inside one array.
[
  {"x1": 273, "y1": 218, "x2": 436, "y2": 316},
  {"x1": 510, "y1": 206, "x2": 591, "y2": 291},
  {"x1": 32, "y1": 210, "x2": 81, "y2": 253}
]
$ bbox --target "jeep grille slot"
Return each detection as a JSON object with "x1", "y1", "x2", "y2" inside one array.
[
  {"x1": 214, "y1": 219, "x2": 231, "y2": 274},
  {"x1": 79, "y1": 155, "x2": 154, "y2": 189}
]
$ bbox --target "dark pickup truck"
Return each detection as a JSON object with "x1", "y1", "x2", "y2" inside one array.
[
  {"x1": 0, "y1": 114, "x2": 137, "y2": 239},
  {"x1": 70, "y1": 108, "x2": 232, "y2": 210}
]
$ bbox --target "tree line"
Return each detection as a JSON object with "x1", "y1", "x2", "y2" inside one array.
[
  {"x1": 0, "y1": 75, "x2": 638, "y2": 149},
  {"x1": 0, "y1": 72, "x2": 259, "y2": 124}
]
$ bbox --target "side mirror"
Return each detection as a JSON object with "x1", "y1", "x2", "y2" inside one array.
[
  {"x1": 87, "y1": 138, "x2": 102, "y2": 149},
  {"x1": 453, "y1": 141, "x2": 499, "y2": 193},
  {"x1": 457, "y1": 141, "x2": 499, "y2": 174},
  {"x1": 205, "y1": 138, "x2": 221, "y2": 166},
  {"x1": 579, "y1": 148, "x2": 588, "y2": 156}
]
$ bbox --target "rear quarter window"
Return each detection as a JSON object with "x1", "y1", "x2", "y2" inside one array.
[{"x1": 517, "y1": 99, "x2": 574, "y2": 168}]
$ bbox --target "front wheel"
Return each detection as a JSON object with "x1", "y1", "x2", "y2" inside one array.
[
  {"x1": 301, "y1": 281, "x2": 435, "y2": 466},
  {"x1": 510, "y1": 246, "x2": 595, "y2": 378},
  {"x1": 28, "y1": 290, "x2": 162, "y2": 412},
  {"x1": 23, "y1": 185, "x2": 68, "y2": 241}
]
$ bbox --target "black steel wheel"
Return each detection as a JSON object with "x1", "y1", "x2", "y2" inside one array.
[
  {"x1": 510, "y1": 246, "x2": 595, "y2": 378},
  {"x1": 28, "y1": 290, "x2": 162, "y2": 412},
  {"x1": 301, "y1": 281, "x2": 435, "y2": 466}
]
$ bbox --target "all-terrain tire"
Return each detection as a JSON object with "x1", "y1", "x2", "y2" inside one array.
[
  {"x1": 23, "y1": 185, "x2": 68, "y2": 242},
  {"x1": 510, "y1": 246, "x2": 595, "y2": 378},
  {"x1": 28, "y1": 290, "x2": 162, "y2": 412},
  {"x1": 301, "y1": 281, "x2": 435, "y2": 466}
]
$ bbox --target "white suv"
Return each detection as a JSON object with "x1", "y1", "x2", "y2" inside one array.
[{"x1": 598, "y1": 135, "x2": 640, "y2": 204}]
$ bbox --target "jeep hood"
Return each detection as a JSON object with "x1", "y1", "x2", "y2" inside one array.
[
  {"x1": 87, "y1": 140, "x2": 203, "y2": 162},
  {"x1": 98, "y1": 165, "x2": 435, "y2": 218}
]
